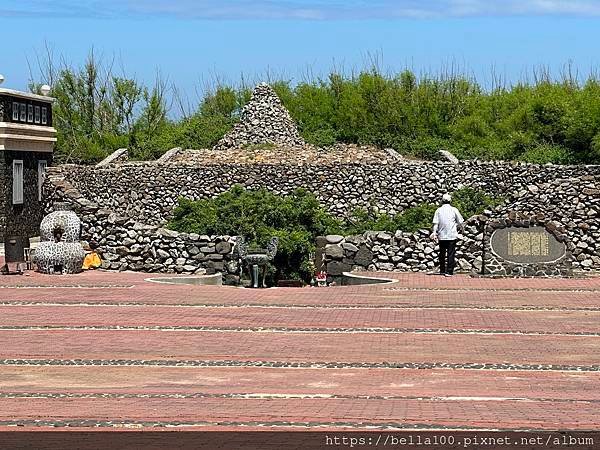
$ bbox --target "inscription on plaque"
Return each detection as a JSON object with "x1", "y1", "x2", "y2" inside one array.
[
  {"x1": 491, "y1": 226, "x2": 566, "y2": 264},
  {"x1": 508, "y1": 231, "x2": 549, "y2": 257}
]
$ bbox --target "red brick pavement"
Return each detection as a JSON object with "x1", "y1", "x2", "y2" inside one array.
[
  {"x1": 0, "y1": 269, "x2": 599, "y2": 431},
  {"x1": 0, "y1": 396, "x2": 598, "y2": 430},
  {"x1": 2, "y1": 268, "x2": 600, "y2": 290},
  {"x1": 0, "y1": 366, "x2": 597, "y2": 401},
  {"x1": 1, "y1": 305, "x2": 600, "y2": 334},
  {"x1": 2, "y1": 272, "x2": 600, "y2": 310},
  {"x1": 2, "y1": 329, "x2": 599, "y2": 366}
]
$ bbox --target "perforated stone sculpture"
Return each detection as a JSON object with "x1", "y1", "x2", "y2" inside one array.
[
  {"x1": 237, "y1": 236, "x2": 279, "y2": 288},
  {"x1": 35, "y1": 203, "x2": 86, "y2": 274}
]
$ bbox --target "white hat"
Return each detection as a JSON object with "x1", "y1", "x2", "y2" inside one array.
[{"x1": 442, "y1": 193, "x2": 452, "y2": 202}]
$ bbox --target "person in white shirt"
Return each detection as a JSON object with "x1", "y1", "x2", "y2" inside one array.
[{"x1": 431, "y1": 193, "x2": 464, "y2": 277}]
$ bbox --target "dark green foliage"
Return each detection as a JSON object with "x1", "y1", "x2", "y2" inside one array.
[
  {"x1": 167, "y1": 186, "x2": 500, "y2": 282},
  {"x1": 394, "y1": 204, "x2": 441, "y2": 233},
  {"x1": 342, "y1": 208, "x2": 398, "y2": 235},
  {"x1": 30, "y1": 51, "x2": 170, "y2": 164},
  {"x1": 168, "y1": 185, "x2": 343, "y2": 283},
  {"x1": 343, "y1": 203, "x2": 439, "y2": 234},
  {"x1": 30, "y1": 50, "x2": 600, "y2": 164},
  {"x1": 343, "y1": 187, "x2": 501, "y2": 234},
  {"x1": 452, "y1": 187, "x2": 503, "y2": 218}
]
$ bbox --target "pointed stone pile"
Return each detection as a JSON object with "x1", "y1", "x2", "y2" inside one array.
[{"x1": 213, "y1": 83, "x2": 306, "y2": 150}]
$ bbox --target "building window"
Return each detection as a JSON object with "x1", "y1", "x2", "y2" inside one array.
[
  {"x1": 13, "y1": 160, "x2": 24, "y2": 205},
  {"x1": 28, "y1": 104, "x2": 34, "y2": 122},
  {"x1": 12, "y1": 102, "x2": 19, "y2": 121},
  {"x1": 38, "y1": 160, "x2": 48, "y2": 201},
  {"x1": 35, "y1": 106, "x2": 41, "y2": 124},
  {"x1": 41, "y1": 107, "x2": 47, "y2": 125},
  {"x1": 20, "y1": 104, "x2": 26, "y2": 122}
]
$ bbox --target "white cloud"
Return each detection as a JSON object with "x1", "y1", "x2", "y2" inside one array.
[
  {"x1": 3, "y1": 0, "x2": 600, "y2": 19},
  {"x1": 445, "y1": 0, "x2": 600, "y2": 17}
]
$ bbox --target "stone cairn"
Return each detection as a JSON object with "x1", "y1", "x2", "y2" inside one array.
[{"x1": 213, "y1": 83, "x2": 306, "y2": 150}]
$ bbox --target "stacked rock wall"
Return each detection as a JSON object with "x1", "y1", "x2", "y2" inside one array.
[
  {"x1": 489, "y1": 175, "x2": 600, "y2": 270},
  {"x1": 44, "y1": 162, "x2": 600, "y2": 274},
  {"x1": 45, "y1": 161, "x2": 600, "y2": 226},
  {"x1": 45, "y1": 171, "x2": 241, "y2": 281},
  {"x1": 320, "y1": 221, "x2": 483, "y2": 277},
  {"x1": 321, "y1": 175, "x2": 600, "y2": 273},
  {"x1": 480, "y1": 214, "x2": 573, "y2": 277}
]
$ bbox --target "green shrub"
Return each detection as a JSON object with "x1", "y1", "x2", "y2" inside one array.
[
  {"x1": 400, "y1": 137, "x2": 451, "y2": 160},
  {"x1": 168, "y1": 185, "x2": 342, "y2": 283},
  {"x1": 168, "y1": 186, "x2": 502, "y2": 283},
  {"x1": 518, "y1": 144, "x2": 573, "y2": 165},
  {"x1": 344, "y1": 187, "x2": 502, "y2": 234},
  {"x1": 394, "y1": 203, "x2": 439, "y2": 232},
  {"x1": 452, "y1": 187, "x2": 503, "y2": 218},
  {"x1": 342, "y1": 208, "x2": 398, "y2": 235},
  {"x1": 303, "y1": 128, "x2": 338, "y2": 147},
  {"x1": 41, "y1": 53, "x2": 600, "y2": 164}
]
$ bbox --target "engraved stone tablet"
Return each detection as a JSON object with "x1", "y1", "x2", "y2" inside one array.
[{"x1": 490, "y1": 226, "x2": 566, "y2": 264}]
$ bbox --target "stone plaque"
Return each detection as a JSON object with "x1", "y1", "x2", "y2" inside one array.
[{"x1": 490, "y1": 226, "x2": 566, "y2": 264}]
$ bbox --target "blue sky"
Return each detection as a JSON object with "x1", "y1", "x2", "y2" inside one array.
[{"x1": 2, "y1": 0, "x2": 600, "y2": 111}]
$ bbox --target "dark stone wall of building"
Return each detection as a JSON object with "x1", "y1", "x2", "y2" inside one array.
[
  {"x1": 0, "y1": 152, "x2": 6, "y2": 239},
  {"x1": 0, "y1": 151, "x2": 52, "y2": 240}
]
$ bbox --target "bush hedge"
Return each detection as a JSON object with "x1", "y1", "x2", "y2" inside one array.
[
  {"x1": 167, "y1": 186, "x2": 500, "y2": 283},
  {"x1": 35, "y1": 52, "x2": 600, "y2": 165},
  {"x1": 168, "y1": 185, "x2": 342, "y2": 283}
]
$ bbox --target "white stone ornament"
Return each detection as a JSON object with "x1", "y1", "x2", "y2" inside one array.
[{"x1": 36, "y1": 204, "x2": 86, "y2": 274}]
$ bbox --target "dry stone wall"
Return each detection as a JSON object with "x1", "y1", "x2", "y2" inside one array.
[
  {"x1": 321, "y1": 175, "x2": 600, "y2": 274},
  {"x1": 46, "y1": 161, "x2": 600, "y2": 227},
  {"x1": 320, "y1": 220, "x2": 484, "y2": 277},
  {"x1": 45, "y1": 171, "x2": 242, "y2": 282},
  {"x1": 44, "y1": 162, "x2": 600, "y2": 275},
  {"x1": 480, "y1": 214, "x2": 573, "y2": 277},
  {"x1": 488, "y1": 174, "x2": 600, "y2": 271}
]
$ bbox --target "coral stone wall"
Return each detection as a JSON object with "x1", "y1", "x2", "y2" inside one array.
[
  {"x1": 44, "y1": 161, "x2": 600, "y2": 275},
  {"x1": 45, "y1": 172, "x2": 241, "y2": 281},
  {"x1": 321, "y1": 175, "x2": 600, "y2": 274},
  {"x1": 320, "y1": 222, "x2": 484, "y2": 277},
  {"x1": 46, "y1": 160, "x2": 600, "y2": 226}
]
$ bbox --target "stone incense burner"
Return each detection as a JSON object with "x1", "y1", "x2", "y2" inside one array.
[{"x1": 236, "y1": 236, "x2": 279, "y2": 288}]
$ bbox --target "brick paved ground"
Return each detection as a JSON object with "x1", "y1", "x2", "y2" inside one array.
[{"x1": 0, "y1": 268, "x2": 599, "y2": 431}]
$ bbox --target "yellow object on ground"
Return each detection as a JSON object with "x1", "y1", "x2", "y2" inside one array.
[{"x1": 82, "y1": 252, "x2": 102, "y2": 270}]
